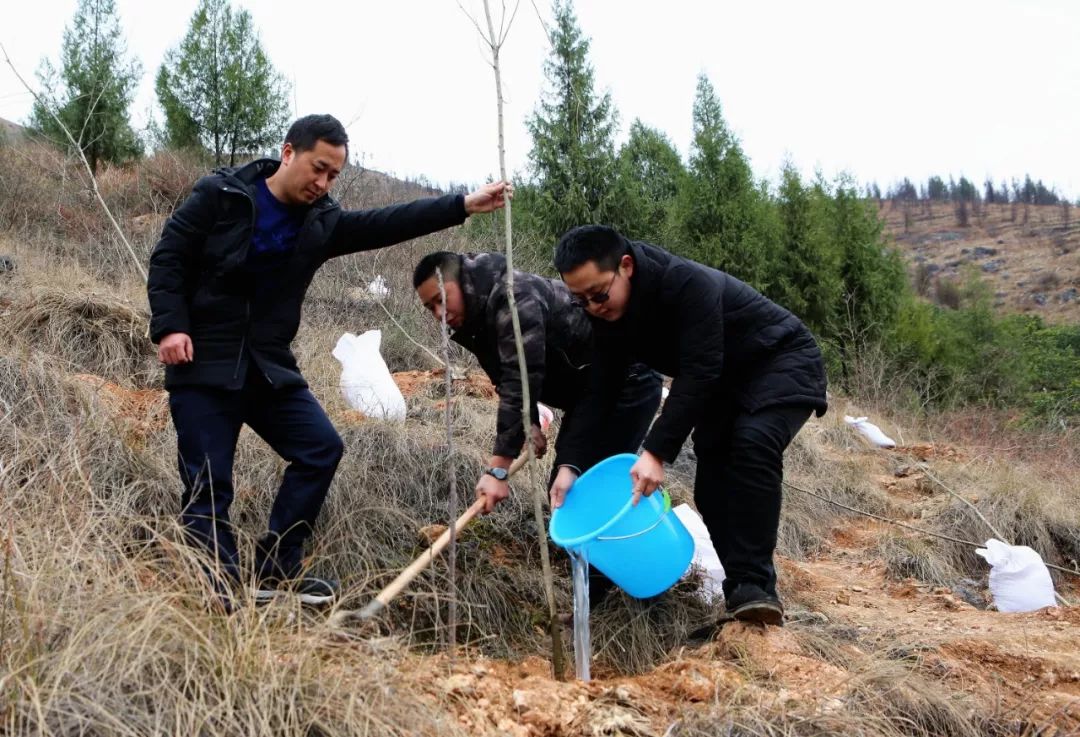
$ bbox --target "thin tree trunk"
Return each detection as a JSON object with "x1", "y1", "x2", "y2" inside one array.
[
  {"x1": 481, "y1": 0, "x2": 566, "y2": 681},
  {"x1": 437, "y1": 267, "x2": 460, "y2": 660}
]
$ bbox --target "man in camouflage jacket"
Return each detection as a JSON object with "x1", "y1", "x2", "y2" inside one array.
[{"x1": 413, "y1": 251, "x2": 662, "y2": 514}]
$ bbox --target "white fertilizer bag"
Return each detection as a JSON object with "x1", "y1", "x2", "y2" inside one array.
[
  {"x1": 975, "y1": 538, "x2": 1056, "y2": 612},
  {"x1": 367, "y1": 275, "x2": 389, "y2": 300},
  {"x1": 332, "y1": 330, "x2": 406, "y2": 421},
  {"x1": 844, "y1": 415, "x2": 897, "y2": 448},
  {"x1": 674, "y1": 504, "x2": 726, "y2": 602},
  {"x1": 537, "y1": 402, "x2": 554, "y2": 432}
]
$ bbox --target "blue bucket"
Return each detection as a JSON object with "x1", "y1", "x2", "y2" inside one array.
[{"x1": 549, "y1": 453, "x2": 694, "y2": 599}]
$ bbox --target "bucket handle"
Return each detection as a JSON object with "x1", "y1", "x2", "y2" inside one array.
[{"x1": 595, "y1": 488, "x2": 672, "y2": 542}]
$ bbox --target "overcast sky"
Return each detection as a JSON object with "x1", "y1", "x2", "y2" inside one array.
[{"x1": 2, "y1": 0, "x2": 1077, "y2": 198}]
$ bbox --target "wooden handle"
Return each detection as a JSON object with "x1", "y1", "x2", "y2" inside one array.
[{"x1": 369, "y1": 452, "x2": 531, "y2": 609}]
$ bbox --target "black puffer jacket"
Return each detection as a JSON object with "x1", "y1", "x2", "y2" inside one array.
[
  {"x1": 148, "y1": 158, "x2": 467, "y2": 389},
  {"x1": 451, "y1": 253, "x2": 594, "y2": 458},
  {"x1": 559, "y1": 240, "x2": 828, "y2": 467}
]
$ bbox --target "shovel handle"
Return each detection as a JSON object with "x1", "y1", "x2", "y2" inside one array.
[{"x1": 362, "y1": 453, "x2": 530, "y2": 615}]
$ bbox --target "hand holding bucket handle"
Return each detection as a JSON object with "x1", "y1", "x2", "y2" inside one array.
[
  {"x1": 548, "y1": 453, "x2": 694, "y2": 599},
  {"x1": 630, "y1": 450, "x2": 665, "y2": 506}
]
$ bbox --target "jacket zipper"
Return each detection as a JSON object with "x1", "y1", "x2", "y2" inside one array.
[
  {"x1": 233, "y1": 300, "x2": 249, "y2": 380},
  {"x1": 223, "y1": 180, "x2": 257, "y2": 384}
]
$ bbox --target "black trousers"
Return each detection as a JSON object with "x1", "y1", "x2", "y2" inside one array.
[
  {"x1": 168, "y1": 369, "x2": 344, "y2": 584},
  {"x1": 691, "y1": 402, "x2": 811, "y2": 600}
]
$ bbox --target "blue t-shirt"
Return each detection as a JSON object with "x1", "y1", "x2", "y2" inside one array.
[{"x1": 250, "y1": 177, "x2": 304, "y2": 264}]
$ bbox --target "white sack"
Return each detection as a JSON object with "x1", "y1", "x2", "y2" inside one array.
[
  {"x1": 975, "y1": 538, "x2": 1056, "y2": 613},
  {"x1": 537, "y1": 402, "x2": 554, "y2": 432},
  {"x1": 332, "y1": 330, "x2": 406, "y2": 421},
  {"x1": 674, "y1": 503, "x2": 726, "y2": 602},
  {"x1": 844, "y1": 415, "x2": 897, "y2": 448},
  {"x1": 368, "y1": 275, "x2": 389, "y2": 299}
]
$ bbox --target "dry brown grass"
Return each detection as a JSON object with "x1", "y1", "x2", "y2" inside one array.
[
  {"x1": 0, "y1": 286, "x2": 157, "y2": 387},
  {"x1": 2, "y1": 161, "x2": 1077, "y2": 734}
]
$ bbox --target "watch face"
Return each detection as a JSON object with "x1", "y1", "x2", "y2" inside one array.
[{"x1": 488, "y1": 467, "x2": 509, "y2": 481}]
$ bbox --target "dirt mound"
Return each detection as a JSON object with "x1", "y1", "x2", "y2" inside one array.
[
  {"x1": 69, "y1": 373, "x2": 168, "y2": 444},
  {"x1": 393, "y1": 369, "x2": 497, "y2": 399}
]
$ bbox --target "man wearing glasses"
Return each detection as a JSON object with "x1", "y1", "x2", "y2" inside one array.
[
  {"x1": 554, "y1": 225, "x2": 828, "y2": 626},
  {"x1": 411, "y1": 251, "x2": 662, "y2": 518}
]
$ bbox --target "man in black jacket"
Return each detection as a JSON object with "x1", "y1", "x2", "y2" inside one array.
[
  {"x1": 148, "y1": 114, "x2": 510, "y2": 606},
  {"x1": 554, "y1": 225, "x2": 828, "y2": 625},
  {"x1": 412, "y1": 251, "x2": 662, "y2": 515}
]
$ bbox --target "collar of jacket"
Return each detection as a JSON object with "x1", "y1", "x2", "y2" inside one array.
[
  {"x1": 457, "y1": 252, "x2": 505, "y2": 336},
  {"x1": 214, "y1": 157, "x2": 339, "y2": 214}
]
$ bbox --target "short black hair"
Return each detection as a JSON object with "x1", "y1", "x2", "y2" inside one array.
[
  {"x1": 284, "y1": 114, "x2": 349, "y2": 158},
  {"x1": 413, "y1": 251, "x2": 463, "y2": 289},
  {"x1": 553, "y1": 225, "x2": 627, "y2": 273}
]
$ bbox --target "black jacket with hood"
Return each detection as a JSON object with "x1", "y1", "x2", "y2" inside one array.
[
  {"x1": 558, "y1": 239, "x2": 828, "y2": 469},
  {"x1": 148, "y1": 158, "x2": 467, "y2": 389}
]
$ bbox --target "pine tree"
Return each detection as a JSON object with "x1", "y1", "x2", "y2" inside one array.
[
  {"x1": 670, "y1": 73, "x2": 767, "y2": 285},
  {"x1": 29, "y1": 0, "x2": 142, "y2": 174},
  {"x1": 830, "y1": 176, "x2": 906, "y2": 341},
  {"x1": 772, "y1": 164, "x2": 841, "y2": 336},
  {"x1": 927, "y1": 175, "x2": 947, "y2": 201},
  {"x1": 611, "y1": 120, "x2": 684, "y2": 242},
  {"x1": 525, "y1": 0, "x2": 619, "y2": 239},
  {"x1": 156, "y1": 0, "x2": 290, "y2": 165}
]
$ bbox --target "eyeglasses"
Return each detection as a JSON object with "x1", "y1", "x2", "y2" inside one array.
[{"x1": 572, "y1": 269, "x2": 620, "y2": 307}]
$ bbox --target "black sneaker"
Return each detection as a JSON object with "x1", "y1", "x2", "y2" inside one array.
[
  {"x1": 255, "y1": 576, "x2": 339, "y2": 607},
  {"x1": 725, "y1": 582, "x2": 784, "y2": 626}
]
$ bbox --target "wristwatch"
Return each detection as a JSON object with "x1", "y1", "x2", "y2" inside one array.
[{"x1": 485, "y1": 467, "x2": 510, "y2": 481}]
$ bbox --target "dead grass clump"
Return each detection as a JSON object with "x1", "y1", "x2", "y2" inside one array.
[
  {"x1": 845, "y1": 663, "x2": 997, "y2": 736},
  {"x1": 878, "y1": 535, "x2": 963, "y2": 586},
  {"x1": 925, "y1": 462, "x2": 1080, "y2": 583},
  {"x1": 589, "y1": 579, "x2": 714, "y2": 675},
  {"x1": 0, "y1": 515, "x2": 469, "y2": 737},
  {"x1": 0, "y1": 355, "x2": 175, "y2": 525},
  {"x1": 669, "y1": 659, "x2": 1035, "y2": 736},
  {"x1": 0, "y1": 286, "x2": 158, "y2": 387},
  {"x1": 133, "y1": 148, "x2": 207, "y2": 214},
  {"x1": 0, "y1": 137, "x2": 72, "y2": 232},
  {"x1": 922, "y1": 407, "x2": 1080, "y2": 476}
]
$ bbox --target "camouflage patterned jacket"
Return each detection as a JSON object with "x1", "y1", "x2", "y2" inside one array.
[{"x1": 451, "y1": 253, "x2": 593, "y2": 460}]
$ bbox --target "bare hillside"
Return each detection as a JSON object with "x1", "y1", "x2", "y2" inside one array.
[{"x1": 879, "y1": 201, "x2": 1080, "y2": 324}]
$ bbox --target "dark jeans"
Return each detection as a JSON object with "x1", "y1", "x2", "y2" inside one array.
[
  {"x1": 553, "y1": 366, "x2": 663, "y2": 603},
  {"x1": 691, "y1": 402, "x2": 811, "y2": 600},
  {"x1": 168, "y1": 370, "x2": 344, "y2": 584}
]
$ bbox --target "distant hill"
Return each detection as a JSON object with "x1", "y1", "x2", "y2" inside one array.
[
  {"x1": 0, "y1": 117, "x2": 24, "y2": 141},
  {"x1": 880, "y1": 201, "x2": 1080, "y2": 325}
]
